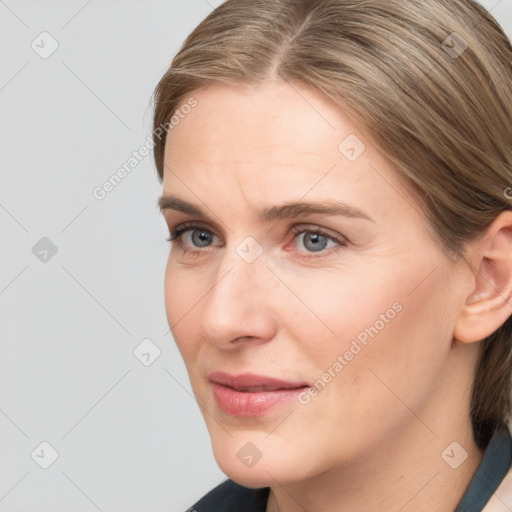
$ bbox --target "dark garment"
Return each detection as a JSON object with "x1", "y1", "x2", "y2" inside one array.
[
  {"x1": 189, "y1": 480, "x2": 269, "y2": 512},
  {"x1": 454, "y1": 421, "x2": 512, "y2": 511},
  {"x1": 190, "y1": 421, "x2": 512, "y2": 512}
]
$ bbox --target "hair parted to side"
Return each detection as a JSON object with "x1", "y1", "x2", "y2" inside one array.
[{"x1": 152, "y1": 0, "x2": 512, "y2": 448}]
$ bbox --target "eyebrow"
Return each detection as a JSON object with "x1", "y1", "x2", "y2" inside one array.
[{"x1": 158, "y1": 194, "x2": 374, "y2": 223}]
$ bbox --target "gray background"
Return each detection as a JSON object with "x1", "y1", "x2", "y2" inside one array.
[{"x1": 1, "y1": 1, "x2": 511, "y2": 511}]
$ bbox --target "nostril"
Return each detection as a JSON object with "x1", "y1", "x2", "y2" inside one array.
[{"x1": 233, "y1": 336, "x2": 252, "y2": 342}]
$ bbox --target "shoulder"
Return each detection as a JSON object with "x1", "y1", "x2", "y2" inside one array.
[{"x1": 188, "y1": 479, "x2": 270, "y2": 512}]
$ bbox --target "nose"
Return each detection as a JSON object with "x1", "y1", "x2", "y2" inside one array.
[{"x1": 198, "y1": 243, "x2": 278, "y2": 349}]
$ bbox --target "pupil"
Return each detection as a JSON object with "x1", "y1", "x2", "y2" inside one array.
[
  {"x1": 193, "y1": 230, "x2": 211, "y2": 247},
  {"x1": 306, "y1": 233, "x2": 327, "y2": 252}
]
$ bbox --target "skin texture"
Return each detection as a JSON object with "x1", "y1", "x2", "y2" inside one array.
[{"x1": 160, "y1": 80, "x2": 512, "y2": 511}]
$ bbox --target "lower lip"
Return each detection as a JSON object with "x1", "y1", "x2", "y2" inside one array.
[{"x1": 211, "y1": 383, "x2": 308, "y2": 417}]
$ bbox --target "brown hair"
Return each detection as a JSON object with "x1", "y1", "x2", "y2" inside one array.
[{"x1": 152, "y1": 0, "x2": 512, "y2": 448}]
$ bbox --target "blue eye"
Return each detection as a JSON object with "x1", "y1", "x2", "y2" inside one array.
[
  {"x1": 181, "y1": 229, "x2": 213, "y2": 247},
  {"x1": 293, "y1": 231, "x2": 335, "y2": 252},
  {"x1": 287, "y1": 226, "x2": 347, "y2": 258},
  {"x1": 167, "y1": 224, "x2": 219, "y2": 249}
]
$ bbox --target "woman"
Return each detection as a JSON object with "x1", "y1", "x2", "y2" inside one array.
[{"x1": 152, "y1": 0, "x2": 512, "y2": 510}]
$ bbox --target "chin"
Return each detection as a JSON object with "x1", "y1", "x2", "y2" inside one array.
[
  {"x1": 220, "y1": 465, "x2": 275, "y2": 489},
  {"x1": 211, "y1": 437, "x2": 314, "y2": 489}
]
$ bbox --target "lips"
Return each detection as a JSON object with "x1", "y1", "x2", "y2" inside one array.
[
  {"x1": 208, "y1": 371, "x2": 309, "y2": 391},
  {"x1": 208, "y1": 371, "x2": 310, "y2": 417}
]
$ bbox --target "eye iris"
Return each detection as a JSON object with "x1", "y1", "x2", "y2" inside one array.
[
  {"x1": 304, "y1": 233, "x2": 328, "y2": 252},
  {"x1": 192, "y1": 229, "x2": 212, "y2": 247}
]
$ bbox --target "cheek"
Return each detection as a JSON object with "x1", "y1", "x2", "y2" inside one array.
[
  {"x1": 164, "y1": 258, "x2": 179, "y2": 326},
  {"x1": 285, "y1": 260, "x2": 454, "y2": 404},
  {"x1": 307, "y1": 271, "x2": 454, "y2": 427},
  {"x1": 271, "y1": 272, "x2": 454, "y2": 473},
  {"x1": 277, "y1": 264, "x2": 406, "y2": 360},
  {"x1": 163, "y1": 260, "x2": 205, "y2": 359}
]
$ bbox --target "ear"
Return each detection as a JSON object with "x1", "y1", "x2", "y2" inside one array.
[{"x1": 454, "y1": 211, "x2": 512, "y2": 343}]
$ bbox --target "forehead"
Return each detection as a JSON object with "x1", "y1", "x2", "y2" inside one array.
[
  {"x1": 162, "y1": 81, "x2": 426, "y2": 230},
  {"x1": 165, "y1": 81, "x2": 349, "y2": 169}
]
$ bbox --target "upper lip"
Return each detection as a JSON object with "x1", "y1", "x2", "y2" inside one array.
[{"x1": 208, "y1": 371, "x2": 310, "y2": 392}]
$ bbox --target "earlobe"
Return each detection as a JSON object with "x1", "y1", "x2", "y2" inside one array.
[{"x1": 454, "y1": 211, "x2": 512, "y2": 344}]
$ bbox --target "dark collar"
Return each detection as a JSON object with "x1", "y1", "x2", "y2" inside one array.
[
  {"x1": 192, "y1": 422, "x2": 512, "y2": 512},
  {"x1": 192, "y1": 478, "x2": 269, "y2": 512},
  {"x1": 454, "y1": 420, "x2": 512, "y2": 511}
]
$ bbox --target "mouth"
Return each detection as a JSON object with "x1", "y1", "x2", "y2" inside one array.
[{"x1": 208, "y1": 371, "x2": 310, "y2": 417}]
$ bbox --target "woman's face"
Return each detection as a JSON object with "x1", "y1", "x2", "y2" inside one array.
[{"x1": 160, "y1": 80, "x2": 473, "y2": 487}]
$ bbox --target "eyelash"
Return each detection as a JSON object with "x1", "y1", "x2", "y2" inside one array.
[{"x1": 166, "y1": 221, "x2": 347, "y2": 259}]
